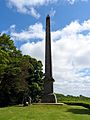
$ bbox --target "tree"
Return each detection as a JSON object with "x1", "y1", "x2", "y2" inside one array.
[
  {"x1": 0, "y1": 34, "x2": 23, "y2": 106},
  {"x1": 28, "y1": 58, "x2": 43, "y2": 102},
  {"x1": 0, "y1": 34, "x2": 43, "y2": 106},
  {"x1": 20, "y1": 55, "x2": 44, "y2": 102}
]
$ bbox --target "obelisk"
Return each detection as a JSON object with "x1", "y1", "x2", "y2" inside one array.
[{"x1": 42, "y1": 15, "x2": 57, "y2": 103}]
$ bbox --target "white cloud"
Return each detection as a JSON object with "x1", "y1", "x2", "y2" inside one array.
[
  {"x1": 6, "y1": 0, "x2": 88, "y2": 18},
  {"x1": 67, "y1": 0, "x2": 75, "y2": 4},
  {"x1": 4, "y1": 19, "x2": 90, "y2": 97},
  {"x1": 49, "y1": 8, "x2": 56, "y2": 17},
  {"x1": 7, "y1": 0, "x2": 58, "y2": 18},
  {"x1": 20, "y1": 41, "x2": 44, "y2": 61},
  {"x1": 66, "y1": 0, "x2": 88, "y2": 4},
  {"x1": 30, "y1": 7, "x2": 40, "y2": 19},
  {"x1": 10, "y1": 23, "x2": 45, "y2": 40}
]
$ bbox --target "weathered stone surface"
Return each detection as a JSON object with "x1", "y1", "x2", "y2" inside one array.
[
  {"x1": 42, "y1": 15, "x2": 57, "y2": 103},
  {"x1": 42, "y1": 93, "x2": 57, "y2": 103},
  {"x1": 45, "y1": 15, "x2": 52, "y2": 79}
]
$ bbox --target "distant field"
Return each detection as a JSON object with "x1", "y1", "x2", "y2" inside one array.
[{"x1": 0, "y1": 105, "x2": 90, "y2": 120}]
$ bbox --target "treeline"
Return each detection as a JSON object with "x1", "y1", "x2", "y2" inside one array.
[
  {"x1": 0, "y1": 34, "x2": 43, "y2": 107},
  {"x1": 56, "y1": 94, "x2": 90, "y2": 109},
  {"x1": 56, "y1": 94, "x2": 90, "y2": 103}
]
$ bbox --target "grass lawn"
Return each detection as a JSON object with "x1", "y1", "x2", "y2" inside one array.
[{"x1": 0, "y1": 104, "x2": 90, "y2": 120}]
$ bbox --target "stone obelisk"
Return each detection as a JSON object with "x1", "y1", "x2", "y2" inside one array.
[{"x1": 42, "y1": 15, "x2": 57, "y2": 103}]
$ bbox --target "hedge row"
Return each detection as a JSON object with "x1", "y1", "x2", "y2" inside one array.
[{"x1": 63, "y1": 101, "x2": 90, "y2": 109}]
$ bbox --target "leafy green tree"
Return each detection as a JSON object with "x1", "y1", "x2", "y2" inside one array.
[
  {"x1": 21, "y1": 55, "x2": 43, "y2": 102},
  {"x1": 0, "y1": 34, "x2": 23, "y2": 106},
  {"x1": 28, "y1": 59, "x2": 43, "y2": 102},
  {"x1": 0, "y1": 34, "x2": 43, "y2": 106}
]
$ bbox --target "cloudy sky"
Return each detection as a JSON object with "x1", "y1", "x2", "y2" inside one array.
[{"x1": 0, "y1": 0, "x2": 90, "y2": 97}]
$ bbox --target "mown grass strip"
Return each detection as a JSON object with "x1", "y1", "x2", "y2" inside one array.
[{"x1": 63, "y1": 101, "x2": 90, "y2": 109}]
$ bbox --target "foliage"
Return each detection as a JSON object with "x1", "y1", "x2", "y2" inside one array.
[
  {"x1": 56, "y1": 94, "x2": 90, "y2": 103},
  {"x1": 0, "y1": 34, "x2": 43, "y2": 106}
]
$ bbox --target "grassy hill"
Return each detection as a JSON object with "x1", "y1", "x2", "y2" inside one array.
[{"x1": 0, "y1": 105, "x2": 90, "y2": 120}]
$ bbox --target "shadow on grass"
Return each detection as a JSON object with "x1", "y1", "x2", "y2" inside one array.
[
  {"x1": 14, "y1": 105, "x2": 23, "y2": 107},
  {"x1": 67, "y1": 108, "x2": 90, "y2": 115}
]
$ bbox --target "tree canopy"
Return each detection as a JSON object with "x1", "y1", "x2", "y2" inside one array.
[{"x1": 0, "y1": 34, "x2": 43, "y2": 106}]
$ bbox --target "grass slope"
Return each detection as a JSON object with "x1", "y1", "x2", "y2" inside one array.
[{"x1": 0, "y1": 105, "x2": 90, "y2": 120}]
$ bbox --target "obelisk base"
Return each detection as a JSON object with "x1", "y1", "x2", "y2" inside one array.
[{"x1": 42, "y1": 93, "x2": 57, "y2": 103}]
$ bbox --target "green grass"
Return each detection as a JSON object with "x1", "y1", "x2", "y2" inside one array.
[
  {"x1": 0, "y1": 105, "x2": 90, "y2": 120},
  {"x1": 62, "y1": 101, "x2": 90, "y2": 109}
]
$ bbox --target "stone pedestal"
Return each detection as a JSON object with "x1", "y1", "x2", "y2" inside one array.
[
  {"x1": 42, "y1": 93, "x2": 57, "y2": 103},
  {"x1": 42, "y1": 77, "x2": 57, "y2": 103}
]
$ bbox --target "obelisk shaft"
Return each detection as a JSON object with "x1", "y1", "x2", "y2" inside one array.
[
  {"x1": 45, "y1": 15, "x2": 52, "y2": 79},
  {"x1": 41, "y1": 15, "x2": 57, "y2": 103}
]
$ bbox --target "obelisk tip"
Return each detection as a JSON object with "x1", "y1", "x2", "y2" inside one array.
[{"x1": 46, "y1": 14, "x2": 50, "y2": 19}]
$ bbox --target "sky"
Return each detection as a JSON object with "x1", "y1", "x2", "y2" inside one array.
[{"x1": 0, "y1": 0, "x2": 90, "y2": 97}]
